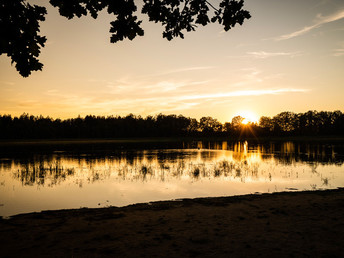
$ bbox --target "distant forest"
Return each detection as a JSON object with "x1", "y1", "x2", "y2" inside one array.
[{"x1": 0, "y1": 110, "x2": 343, "y2": 139}]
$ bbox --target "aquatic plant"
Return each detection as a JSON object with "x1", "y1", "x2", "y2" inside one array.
[{"x1": 192, "y1": 167, "x2": 200, "y2": 178}]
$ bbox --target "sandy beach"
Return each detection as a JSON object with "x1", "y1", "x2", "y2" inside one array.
[{"x1": 1, "y1": 189, "x2": 344, "y2": 257}]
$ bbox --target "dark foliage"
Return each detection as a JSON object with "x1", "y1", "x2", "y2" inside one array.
[
  {"x1": 0, "y1": 0, "x2": 250, "y2": 77},
  {"x1": 0, "y1": 0, "x2": 47, "y2": 77},
  {"x1": 259, "y1": 110, "x2": 344, "y2": 136},
  {"x1": 0, "y1": 110, "x2": 343, "y2": 139}
]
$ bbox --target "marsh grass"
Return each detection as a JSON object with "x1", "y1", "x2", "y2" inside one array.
[
  {"x1": 13, "y1": 159, "x2": 261, "y2": 185},
  {"x1": 14, "y1": 161, "x2": 74, "y2": 186},
  {"x1": 192, "y1": 167, "x2": 200, "y2": 178},
  {"x1": 5, "y1": 153, "x2": 334, "y2": 190}
]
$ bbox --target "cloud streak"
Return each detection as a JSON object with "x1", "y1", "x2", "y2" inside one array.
[
  {"x1": 83, "y1": 88, "x2": 309, "y2": 116},
  {"x1": 333, "y1": 47, "x2": 344, "y2": 57},
  {"x1": 178, "y1": 88, "x2": 309, "y2": 101},
  {"x1": 0, "y1": 81, "x2": 15, "y2": 86},
  {"x1": 330, "y1": 41, "x2": 344, "y2": 57},
  {"x1": 276, "y1": 10, "x2": 344, "y2": 40},
  {"x1": 5, "y1": 86, "x2": 310, "y2": 119},
  {"x1": 247, "y1": 51, "x2": 301, "y2": 59},
  {"x1": 151, "y1": 66, "x2": 215, "y2": 77}
]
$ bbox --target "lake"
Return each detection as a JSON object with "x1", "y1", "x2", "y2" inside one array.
[{"x1": 1, "y1": 139, "x2": 344, "y2": 217}]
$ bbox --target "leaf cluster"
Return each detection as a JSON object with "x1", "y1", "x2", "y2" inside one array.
[
  {"x1": 0, "y1": 0, "x2": 250, "y2": 77},
  {"x1": 142, "y1": 0, "x2": 250, "y2": 40},
  {"x1": 0, "y1": 0, "x2": 47, "y2": 77},
  {"x1": 49, "y1": 0, "x2": 144, "y2": 42}
]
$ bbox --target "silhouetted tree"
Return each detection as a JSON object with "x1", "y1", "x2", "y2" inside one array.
[
  {"x1": 187, "y1": 118, "x2": 200, "y2": 134},
  {"x1": 223, "y1": 122, "x2": 231, "y2": 134},
  {"x1": 296, "y1": 110, "x2": 321, "y2": 135},
  {"x1": 273, "y1": 112, "x2": 297, "y2": 134},
  {"x1": 1, "y1": 110, "x2": 343, "y2": 139},
  {"x1": 0, "y1": 0, "x2": 251, "y2": 77},
  {"x1": 231, "y1": 115, "x2": 244, "y2": 129},
  {"x1": 259, "y1": 116, "x2": 272, "y2": 134},
  {"x1": 200, "y1": 116, "x2": 222, "y2": 134}
]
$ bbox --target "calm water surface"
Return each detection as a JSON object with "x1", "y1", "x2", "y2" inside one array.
[{"x1": 1, "y1": 140, "x2": 344, "y2": 216}]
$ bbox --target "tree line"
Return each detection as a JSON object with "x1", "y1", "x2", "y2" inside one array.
[{"x1": 0, "y1": 110, "x2": 343, "y2": 139}]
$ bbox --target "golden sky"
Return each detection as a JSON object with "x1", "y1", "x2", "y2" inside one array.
[{"x1": 1, "y1": 0, "x2": 344, "y2": 123}]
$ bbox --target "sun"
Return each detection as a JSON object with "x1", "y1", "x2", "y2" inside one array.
[
  {"x1": 236, "y1": 111, "x2": 259, "y2": 124},
  {"x1": 242, "y1": 118, "x2": 250, "y2": 125}
]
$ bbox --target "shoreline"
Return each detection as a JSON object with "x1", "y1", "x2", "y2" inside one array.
[
  {"x1": 1, "y1": 135, "x2": 344, "y2": 146},
  {"x1": 1, "y1": 189, "x2": 344, "y2": 257}
]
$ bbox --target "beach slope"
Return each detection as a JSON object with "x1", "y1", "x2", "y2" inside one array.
[{"x1": 1, "y1": 189, "x2": 344, "y2": 257}]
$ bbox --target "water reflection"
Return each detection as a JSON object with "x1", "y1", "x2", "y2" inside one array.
[
  {"x1": 1, "y1": 141, "x2": 343, "y2": 187},
  {"x1": 13, "y1": 161, "x2": 74, "y2": 187},
  {"x1": 0, "y1": 141, "x2": 344, "y2": 216}
]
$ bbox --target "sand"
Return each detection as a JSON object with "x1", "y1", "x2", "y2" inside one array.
[{"x1": 1, "y1": 189, "x2": 344, "y2": 257}]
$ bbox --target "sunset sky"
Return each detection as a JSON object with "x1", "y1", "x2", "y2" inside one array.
[{"x1": 0, "y1": 0, "x2": 343, "y2": 123}]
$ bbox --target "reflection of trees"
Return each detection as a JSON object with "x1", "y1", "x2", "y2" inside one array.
[
  {"x1": 257, "y1": 142, "x2": 344, "y2": 166},
  {"x1": 186, "y1": 141, "x2": 344, "y2": 165},
  {"x1": 1, "y1": 141, "x2": 343, "y2": 187}
]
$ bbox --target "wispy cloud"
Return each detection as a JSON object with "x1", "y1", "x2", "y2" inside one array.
[
  {"x1": 247, "y1": 51, "x2": 301, "y2": 59},
  {"x1": 45, "y1": 89, "x2": 59, "y2": 95},
  {"x1": 8, "y1": 86, "x2": 310, "y2": 119},
  {"x1": 315, "y1": 0, "x2": 331, "y2": 6},
  {"x1": 169, "y1": 66, "x2": 215, "y2": 73},
  {"x1": 152, "y1": 66, "x2": 215, "y2": 77},
  {"x1": 0, "y1": 81, "x2": 15, "y2": 86},
  {"x1": 333, "y1": 48, "x2": 344, "y2": 56},
  {"x1": 84, "y1": 88, "x2": 310, "y2": 116},
  {"x1": 276, "y1": 9, "x2": 344, "y2": 40},
  {"x1": 333, "y1": 42, "x2": 344, "y2": 57},
  {"x1": 178, "y1": 88, "x2": 310, "y2": 101},
  {"x1": 132, "y1": 80, "x2": 200, "y2": 94}
]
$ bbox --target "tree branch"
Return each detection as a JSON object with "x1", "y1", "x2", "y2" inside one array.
[{"x1": 205, "y1": 0, "x2": 219, "y2": 12}]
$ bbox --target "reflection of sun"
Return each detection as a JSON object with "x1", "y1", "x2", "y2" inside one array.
[{"x1": 237, "y1": 111, "x2": 259, "y2": 124}]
